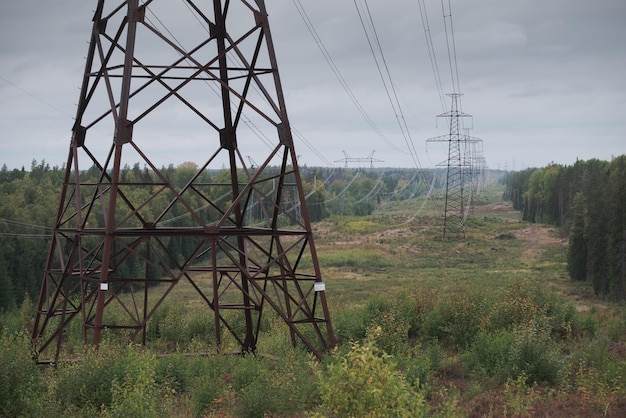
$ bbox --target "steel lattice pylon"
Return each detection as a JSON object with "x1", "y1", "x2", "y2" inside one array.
[
  {"x1": 427, "y1": 93, "x2": 478, "y2": 238},
  {"x1": 31, "y1": 0, "x2": 335, "y2": 363}
]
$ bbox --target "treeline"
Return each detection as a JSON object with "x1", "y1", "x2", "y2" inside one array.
[
  {"x1": 1, "y1": 160, "x2": 497, "y2": 310},
  {"x1": 505, "y1": 156, "x2": 626, "y2": 301}
]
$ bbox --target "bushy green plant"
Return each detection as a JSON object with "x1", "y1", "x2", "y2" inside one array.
[
  {"x1": 103, "y1": 348, "x2": 164, "y2": 418},
  {"x1": 236, "y1": 377, "x2": 279, "y2": 418},
  {"x1": 393, "y1": 291, "x2": 423, "y2": 339},
  {"x1": 232, "y1": 351, "x2": 318, "y2": 418},
  {"x1": 509, "y1": 319, "x2": 564, "y2": 385},
  {"x1": 54, "y1": 344, "x2": 172, "y2": 415},
  {"x1": 0, "y1": 331, "x2": 44, "y2": 417},
  {"x1": 421, "y1": 285, "x2": 484, "y2": 349},
  {"x1": 184, "y1": 309, "x2": 214, "y2": 342},
  {"x1": 332, "y1": 295, "x2": 393, "y2": 344},
  {"x1": 158, "y1": 304, "x2": 189, "y2": 343},
  {"x1": 368, "y1": 310, "x2": 410, "y2": 355},
  {"x1": 0, "y1": 297, "x2": 33, "y2": 337},
  {"x1": 53, "y1": 345, "x2": 122, "y2": 410},
  {"x1": 190, "y1": 371, "x2": 230, "y2": 417},
  {"x1": 575, "y1": 363, "x2": 623, "y2": 416},
  {"x1": 481, "y1": 282, "x2": 542, "y2": 332},
  {"x1": 155, "y1": 352, "x2": 192, "y2": 394},
  {"x1": 186, "y1": 355, "x2": 238, "y2": 416},
  {"x1": 332, "y1": 305, "x2": 368, "y2": 343},
  {"x1": 396, "y1": 343, "x2": 442, "y2": 393},
  {"x1": 464, "y1": 329, "x2": 515, "y2": 381},
  {"x1": 502, "y1": 372, "x2": 537, "y2": 417},
  {"x1": 313, "y1": 329, "x2": 429, "y2": 417},
  {"x1": 571, "y1": 310, "x2": 598, "y2": 336}
]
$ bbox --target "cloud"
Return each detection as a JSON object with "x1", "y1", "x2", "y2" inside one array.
[{"x1": 0, "y1": 0, "x2": 625, "y2": 170}]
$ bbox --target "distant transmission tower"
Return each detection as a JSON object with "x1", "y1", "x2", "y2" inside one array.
[
  {"x1": 334, "y1": 150, "x2": 384, "y2": 168},
  {"x1": 427, "y1": 93, "x2": 477, "y2": 237},
  {"x1": 31, "y1": 0, "x2": 334, "y2": 363},
  {"x1": 462, "y1": 127, "x2": 483, "y2": 209}
]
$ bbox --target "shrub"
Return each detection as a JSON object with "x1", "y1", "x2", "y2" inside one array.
[
  {"x1": 368, "y1": 311, "x2": 410, "y2": 355},
  {"x1": 236, "y1": 376, "x2": 281, "y2": 418},
  {"x1": 509, "y1": 319, "x2": 564, "y2": 385},
  {"x1": 184, "y1": 309, "x2": 214, "y2": 342},
  {"x1": 232, "y1": 352, "x2": 318, "y2": 418},
  {"x1": 53, "y1": 345, "x2": 122, "y2": 410},
  {"x1": 54, "y1": 344, "x2": 171, "y2": 415},
  {"x1": 409, "y1": 288, "x2": 439, "y2": 337},
  {"x1": 393, "y1": 291, "x2": 423, "y2": 339},
  {"x1": 103, "y1": 348, "x2": 164, "y2": 418},
  {"x1": 190, "y1": 371, "x2": 230, "y2": 417},
  {"x1": 0, "y1": 331, "x2": 44, "y2": 417},
  {"x1": 575, "y1": 363, "x2": 626, "y2": 416},
  {"x1": 481, "y1": 284, "x2": 541, "y2": 332},
  {"x1": 396, "y1": 343, "x2": 442, "y2": 393},
  {"x1": 155, "y1": 352, "x2": 192, "y2": 394},
  {"x1": 332, "y1": 295, "x2": 393, "y2": 344},
  {"x1": 314, "y1": 329, "x2": 429, "y2": 417},
  {"x1": 464, "y1": 329, "x2": 516, "y2": 381},
  {"x1": 421, "y1": 285, "x2": 483, "y2": 349},
  {"x1": 186, "y1": 354, "x2": 240, "y2": 416}
]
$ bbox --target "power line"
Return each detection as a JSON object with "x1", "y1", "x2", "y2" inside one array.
[
  {"x1": 0, "y1": 217, "x2": 52, "y2": 238},
  {"x1": 0, "y1": 218, "x2": 52, "y2": 231},
  {"x1": 416, "y1": 0, "x2": 446, "y2": 113},
  {"x1": 0, "y1": 233, "x2": 51, "y2": 239},
  {"x1": 353, "y1": 0, "x2": 423, "y2": 170},
  {"x1": 291, "y1": 0, "x2": 404, "y2": 155},
  {"x1": 0, "y1": 73, "x2": 75, "y2": 121}
]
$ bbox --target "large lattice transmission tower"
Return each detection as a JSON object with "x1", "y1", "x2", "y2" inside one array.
[
  {"x1": 427, "y1": 93, "x2": 477, "y2": 237},
  {"x1": 31, "y1": 0, "x2": 334, "y2": 363}
]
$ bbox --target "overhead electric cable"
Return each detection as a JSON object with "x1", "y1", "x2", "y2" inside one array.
[
  {"x1": 0, "y1": 218, "x2": 52, "y2": 231},
  {"x1": 0, "y1": 233, "x2": 52, "y2": 239},
  {"x1": 291, "y1": 0, "x2": 404, "y2": 155},
  {"x1": 416, "y1": 0, "x2": 446, "y2": 112},
  {"x1": 0, "y1": 74, "x2": 75, "y2": 120},
  {"x1": 353, "y1": 0, "x2": 424, "y2": 171}
]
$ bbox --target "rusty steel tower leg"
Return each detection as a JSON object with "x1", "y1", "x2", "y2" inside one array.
[{"x1": 31, "y1": 0, "x2": 335, "y2": 363}]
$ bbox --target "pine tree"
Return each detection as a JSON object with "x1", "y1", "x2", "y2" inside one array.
[
  {"x1": 607, "y1": 156, "x2": 626, "y2": 300},
  {"x1": 582, "y1": 159, "x2": 610, "y2": 296},
  {"x1": 567, "y1": 192, "x2": 587, "y2": 282}
]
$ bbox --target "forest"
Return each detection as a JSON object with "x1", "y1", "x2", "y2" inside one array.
[
  {"x1": 505, "y1": 156, "x2": 626, "y2": 301},
  {"x1": 3, "y1": 155, "x2": 625, "y2": 310},
  {"x1": 0, "y1": 159, "x2": 457, "y2": 311}
]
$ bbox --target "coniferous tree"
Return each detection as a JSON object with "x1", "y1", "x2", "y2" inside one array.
[
  {"x1": 507, "y1": 156, "x2": 626, "y2": 301},
  {"x1": 607, "y1": 156, "x2": 626, "y2": 300},
  {"x1": 0, "y1": 254, "x2": 16, "y2": 310},
  {"x1": 567, "y1": 192, "x2": 587, "y2": 282},
  {"x1": 583, "y1": 160, "x2": 610, "y2": 296}
]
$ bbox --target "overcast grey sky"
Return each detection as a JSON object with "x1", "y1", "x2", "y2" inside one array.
[{"x1": 0, "y1": 0, "x2": 624, "y2": 171}]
